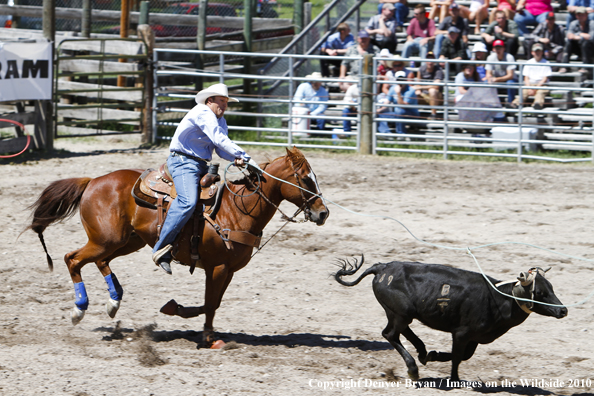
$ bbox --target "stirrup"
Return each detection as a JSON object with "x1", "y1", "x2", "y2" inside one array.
[{"x1": 152, "y1": 244, "x2": 172, "y2": 264}]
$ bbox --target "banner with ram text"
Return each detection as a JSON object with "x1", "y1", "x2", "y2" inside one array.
[{"x1": 0, "y1": 41, "x2": 52, "y2": 101}]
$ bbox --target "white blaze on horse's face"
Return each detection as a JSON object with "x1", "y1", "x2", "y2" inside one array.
[{"x1": 306, "y1": 166, "x2": 329, "y2": 225}]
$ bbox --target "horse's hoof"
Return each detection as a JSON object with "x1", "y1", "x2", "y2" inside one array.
[
  {"x1": 202, "y1": 327, "x2": 215, "y2": 347},
  {"x1": 106, "y1": 298, "x2": 120, "y2": 318},
  {"x1": 159, "y1": 299, "x2": 179, "y2": 316},
  {"x1": 210, "y1": 340, "x2": 226, "y2": 349},
  {"x1": 71, "y1": 307, "x2": 85, "y2": 326}
]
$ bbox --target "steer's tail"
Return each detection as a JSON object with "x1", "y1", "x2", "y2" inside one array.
[
  {"x1": 334, "y1": 254, "x2": 380, "y2": 286},
  {"x1": 22, "y1": 177, "x2": 93, "y2": 272}
]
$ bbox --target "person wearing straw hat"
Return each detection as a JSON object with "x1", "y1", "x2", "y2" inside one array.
[
  {"x1": 152, "y1": 83, "x2": 251, "y2": 274},
  {"x1": 293, "y1": 72, "x2": 329, "y2": 136}
]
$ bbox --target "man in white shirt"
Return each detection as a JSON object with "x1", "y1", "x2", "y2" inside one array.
[
  {"x1": 152, "y1": 84, "x2": 251, "y2": 274},
  {"x1": 511, "y1": 43, "x2": 552, "y2": 109},
  {"x1": 293, "y1": 72, "x2": 329, "y2": 135}
]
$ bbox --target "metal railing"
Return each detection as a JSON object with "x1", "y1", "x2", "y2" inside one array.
[{"x1": 154, "y1": 48, "x2": 594, "y2": 162}]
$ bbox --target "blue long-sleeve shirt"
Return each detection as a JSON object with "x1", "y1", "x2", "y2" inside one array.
[
  {"x1": 293, "y1": 82, "x2": 329, "y2": 116},
  {"x1": 169, "y1": 104, "x2": 250, "y2": 162},
  {"x1": 322, "y1": 31, "x2": 355, "y2": 51}
]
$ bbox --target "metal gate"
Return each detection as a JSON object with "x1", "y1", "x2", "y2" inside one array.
[{"x1": 54, "y1": 38, "x2": 149, "y2": 138}]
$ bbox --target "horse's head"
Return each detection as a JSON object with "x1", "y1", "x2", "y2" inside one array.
[{"x1": 280, "y1": 147, "x2": 329, "y2": 226}]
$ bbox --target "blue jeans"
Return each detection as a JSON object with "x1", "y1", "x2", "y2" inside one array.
[
  {"x1": 377, "y1": 2, "x2": 409, "y2": 26},
  {"x1": 402, "y1": 37, "x2": 433, "y2": 59},
  {"x1": 342, "y1": 107, "x2": 356, "y2": 132},
  {"x1": 514, "y1": 10, "x2": 548, "y2": 36},
  {"x1": 152, "y1": 153, "x2": 208, "y2": 253},
  {"x1": 378, "y1": 108, "x2": 419, "y2": 134},
  {"x1": 506, "y1": 78, "x2": 518, "y2": 104},
  {"x1": 435, "y1": 34, "x2": 445, "y2": 58}
]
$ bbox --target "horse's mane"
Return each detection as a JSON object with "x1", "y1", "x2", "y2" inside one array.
[{"x1": 229, "y1": 147, "x2": 306, "y2": 188}]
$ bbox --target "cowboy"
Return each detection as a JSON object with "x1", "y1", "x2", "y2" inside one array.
[{"x1": 152, "y1": 83, "x2": 251, "y2": 275}]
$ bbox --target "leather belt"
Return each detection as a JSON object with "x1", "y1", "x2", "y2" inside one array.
[{"x1": 171, "y1": 151, "x2": 206, "y2": 163}]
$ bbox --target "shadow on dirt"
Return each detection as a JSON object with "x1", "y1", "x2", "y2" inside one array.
[{"x1": 94, "y1": 325, "x2": 392, "y2": 351}]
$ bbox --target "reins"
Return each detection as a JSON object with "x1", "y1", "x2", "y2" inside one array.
[{"x1": 222, "y1": 162, "x2": 314, "y2": 258}]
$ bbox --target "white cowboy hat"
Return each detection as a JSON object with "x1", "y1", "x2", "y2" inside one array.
[
  {"x1": 305, "y1": 71, "x2": 323, "y2": 80},
  {"x1": 194, "y1": 83, "x2": 239, "y2": 105}
]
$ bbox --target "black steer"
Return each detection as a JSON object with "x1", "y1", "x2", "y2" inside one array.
[{"x1": 334, "y1": 255, "x2": 567, "y2": 381}]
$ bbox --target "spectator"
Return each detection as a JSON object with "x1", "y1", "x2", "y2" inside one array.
[
  {"x1": 377, "y1": 48, "x2": 394, "y2": 79},
  {"x1": 454, "y1": 64, "x2": 480, "y2": 103},
  {"x1": 524, "y1": 12, "x2": 565, "y2": 65},
  {"x1": 482, "y1": 10, "x2": 520, "y2": 57},
  {"x1": 320, "y1": 23, "x2": 355, "y2": 77},
  {"x1": 429, "y1": 0, "x2": 454, "y2": 24},
  {"x1": 514, "y1": 0, "x2": 553, "y2": 36},
  {"x1": 414, "y1": 52, "x2": 444, "y2": 120},
  {"x1": 471, "y1": 42, "x2": 489, "y2": 80},
  {"x1": 439, "y1": 26, "x2": 469, "y2": 73},
  {"x1": 339, "y1": 30, "x2": 379, "y2": 92},
  {"x1": 342, "y1": 84, "x2": 359, "y2": 134},
  {"x1": 459, "y1": 0, "x2": 489, "y2": 34},
  {"x1": 383, "y1": 55, "x2": 414, "y2": 94},
  {"x1": 434, "y1": 3, "x2": 470, "y2": 58},
  {"x1": 485, "y1": 39, "x2": 518, "y2": 105},
  {"x1": 293, "y1": 72, "x2": 329, "y2": 134},
  {"x1": 378, "y1": 71, "x2": 420, "y2": 134},
  {"x1": 489, "y1": 0, "x2": 516, "y2": 25},
  {"x1": 366, "y1": 3, "x2": 399, "y2": 53},
  {"x1": 378, "y1": 0, "x2": 410, "y2": 30},
  {"x1": 511, "y1": 43, "x2": 552, "y2": 109},
  {"x1": 402, "y1": 4, "x2": 437, "y2": 60},
  {"x1": 562, "y1": 6, "x2": 594, "y2": 74},
  {"x1": 566, "y1": 0, "x2": 594, "y2": 27}
]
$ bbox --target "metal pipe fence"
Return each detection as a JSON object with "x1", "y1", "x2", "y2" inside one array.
[{"x1": 154, "y1": 48, "x2": 594, "y2": 162}]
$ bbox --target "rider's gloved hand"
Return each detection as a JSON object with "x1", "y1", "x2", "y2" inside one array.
[{"x1": 234, "y1": 158, "x2": 245, "y2": 167}]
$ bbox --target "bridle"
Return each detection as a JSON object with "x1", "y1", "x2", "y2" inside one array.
[{"x1": 289, "y1": 160, "x2": 322, "y2": 223}]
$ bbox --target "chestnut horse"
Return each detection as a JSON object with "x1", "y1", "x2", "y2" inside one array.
[{"x1": 26, "y1": 147, "x2": 329, "y2": 345}]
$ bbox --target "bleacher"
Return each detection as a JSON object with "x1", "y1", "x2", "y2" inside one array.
[{"x1": 305, "y1": 0, "x2": 594, "y2": 151}]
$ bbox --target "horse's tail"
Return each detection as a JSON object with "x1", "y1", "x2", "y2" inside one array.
[
  {"x1": 23, "y1": 177, "x2": 93, "y2": 272},
  {"x1": 333, "y1": 254, "x2": 379, "y2": 287}
]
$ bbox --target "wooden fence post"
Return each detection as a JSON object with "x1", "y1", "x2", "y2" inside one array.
[
  {"x1": 42, "y1": 0, "x2": 55, "y2": 151},
  {"x1": 138, "y1": 24, "x2": 154, "y2": 145},
  {"x1": 242, "y1": 0, "x2": 253, "y2": 112},
  {"x1": 360, "y1": 54, "x2": 373, "y2": 154},
  {"x1": 195, "y1": 0, "x2": 207, "y2": 91},
  {"x1": 81, "y1": 0, "x2": 91, "y2": 38}
]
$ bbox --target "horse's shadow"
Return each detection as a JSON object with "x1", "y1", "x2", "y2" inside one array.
[{"x1": 94, "y1": 325, "x2": 392, "y2": 351}]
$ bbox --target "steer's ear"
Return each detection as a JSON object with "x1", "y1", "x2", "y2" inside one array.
[{"x1": 517, "y1": 272, "x2": 531, "y2": 286}]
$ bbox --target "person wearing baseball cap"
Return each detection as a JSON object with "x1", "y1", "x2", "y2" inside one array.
[
  {"x1": 433, "y1": 2, "x2": 469, "y2": 58},
  {"x1": 153, "y1": 83, "x2": 250, "y2": 274},
  {"x1": 563, "y1": 4, "x2": 594, "y2": 74},
  {"x1": 365, "y1": 1, "x2": 399, "y2": 53},
  {"x1": 481, "y1": 9, "x2": 519, "y2": 56},
  {"x1": 377, "y1": 70, "x2": 420, "y2": 135},
  {"x1": 438, "y1": 25, "x2": 469, "y2": 73},
  {"x1": 471, "y1": 42, "x2": 489, "y2": 80},
  {"x1": 510, "y1": 42, "x2": 552, "y2": 110},
  {"x1": 523, "y1": 10, "x2": 565, "y2": 66},
  {"x1": 566, "y1": 0, "x2": 594, "y2": 28},
  {"x1": 339, "y1": 30, "x2": 379, "y2": 92},
  {"x1": 376, "y1": 1, "x2": 410, "y2": 31},
  {"x1": 485, "y1": 35, "x2": 518, "y2": 106}
]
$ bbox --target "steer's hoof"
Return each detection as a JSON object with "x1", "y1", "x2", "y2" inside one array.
[
  {"x1": 71, "y1": 307, "x2": 85, "y2": 326},
  {"x1": 106, "y1": 298, "x2": 120, "y2": 318},
  {"x1": 408, "y1": 367, "x2": 420, "y2": 381}
]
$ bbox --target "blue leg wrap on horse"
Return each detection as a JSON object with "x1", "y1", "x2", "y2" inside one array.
[
  {"x1": 74, "y1": 282, "x2": 89, "y2": 310},
  {"x1": 104, "y1": 273, "x2": 124, "y2": 301}
]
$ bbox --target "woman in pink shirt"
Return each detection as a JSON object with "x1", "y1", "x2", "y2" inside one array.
[{"x1": 513, "y1": 0, "x2": 553, "y2": 35}]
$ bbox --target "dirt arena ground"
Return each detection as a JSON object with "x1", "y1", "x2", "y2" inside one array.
[{"x1": 1, "y1": 137, "x2": 593, "y2": 396}]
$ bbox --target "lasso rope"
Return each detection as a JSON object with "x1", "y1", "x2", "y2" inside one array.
[
  {"x1": 229, "y1": 161, "x2": 593, "y2": 309},
  {"x1": 0, "y1": 119, "x2": 30, "y2": 159}
]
